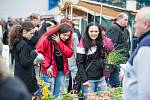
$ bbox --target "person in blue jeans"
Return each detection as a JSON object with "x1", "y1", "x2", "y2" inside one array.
[
  {"x1": 36, "y1": 23, "x2": 73, "y2": 97},
  {"x1": 76, "y1": 22, "x2": 112, "y2": 98}
]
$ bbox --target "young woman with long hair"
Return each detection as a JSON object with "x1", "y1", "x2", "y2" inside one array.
[
  {"x1": 36, "y1": 23, "x2": 73, "y2": 97},
  {"x1": 8, "y1": 21, "x2": 42, "y2": 95},
  {"x1": 76, "y1": 22, "x2": 108, "y2": 98}
]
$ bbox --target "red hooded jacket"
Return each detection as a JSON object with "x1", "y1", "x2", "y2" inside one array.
[{"x1": 36, "y1": 24, "x2": 73, "y2": 77}]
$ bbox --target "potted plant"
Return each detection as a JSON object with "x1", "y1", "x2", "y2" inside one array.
[
  {"x1": 105, "y1": 49, "x2": 128, "y2": 72},
  {"x1": 108, "y1": 49, "x2": 128, "y2": 65}
]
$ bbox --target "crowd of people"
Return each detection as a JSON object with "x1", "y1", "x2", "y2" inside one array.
[{"x1": 0, "y1": 7, "x2": 150, "y2": 100}]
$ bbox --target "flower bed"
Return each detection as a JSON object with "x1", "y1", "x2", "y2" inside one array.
[
  {"x1": 35, "y1": 77, "x2": 123, "y2": 100},
  {"x1": 87, "y1": 87, "x2": 123, "y2": 100}
]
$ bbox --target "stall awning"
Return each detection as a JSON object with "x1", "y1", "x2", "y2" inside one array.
[
  {"x1": 61, "y1": 0, "x2": 137, "y2": 19},
  {"x1": 76, "y1": 0, "x2": 137, "y2": 18},
  {"x1": 72, "y1": 4, "x2": 114, "y2": 19}
]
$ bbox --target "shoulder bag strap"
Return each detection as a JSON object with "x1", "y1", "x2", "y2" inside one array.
[
  {"x1": 49, "y1": 41, "x2": 53, "y2": 68},
  {"x1": 85, "y1": 54, "x2": 97, "y2": 71}
]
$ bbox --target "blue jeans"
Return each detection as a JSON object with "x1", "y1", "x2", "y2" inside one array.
[
  {"x1": 40, "y1": 72, "x2": 54, "y2": 92},
  {"x1": 40, "y1": 71, "x2": 66, "y2": 97},
  {"x1": 82, "y1": 76, "x2": 107, "y2": 97}
]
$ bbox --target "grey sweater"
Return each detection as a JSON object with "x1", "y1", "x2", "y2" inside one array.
[{"x1": 123, "y1": 31, "x2": 150, "y2": 100}]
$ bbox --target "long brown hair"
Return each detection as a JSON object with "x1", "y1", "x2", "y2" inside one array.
[
  {"x1": 8, "y1": 21, "x2": 35, "y2": 49},
  {"x1": 8, "y1": 25, "x2": 22, "y2": 49}
]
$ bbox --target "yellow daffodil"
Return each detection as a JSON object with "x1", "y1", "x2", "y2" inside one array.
[
  {"x1": 42, "y1": 85, "x2": 51, "y2": 99},
  {"x1": 37, "y1": 77, "x2": 44, "y2": 86}
]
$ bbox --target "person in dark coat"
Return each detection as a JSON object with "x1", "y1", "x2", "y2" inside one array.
[
  {"x1": 106, "y1": 12, "x2": 130, "y2": 87},
  {"x1": 2, "y1": 17, "x2": 14, "y2": 45},
  {"x1": 8, "y1": 21, "x2": 43, "y2": 94},
  {"x1": 0, "y1": 40, "x2": 31, "y2": 100},
  {"x1": 106, "y1": 12, "x2": 130, "y2": 58},
  {"x1": 76, "y1": 22, "x2": 112, "y2": 97}
]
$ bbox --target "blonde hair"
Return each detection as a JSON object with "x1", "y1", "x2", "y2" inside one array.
[{"x1": 116, "y1": 12, "x2": 128, "y2": 21}]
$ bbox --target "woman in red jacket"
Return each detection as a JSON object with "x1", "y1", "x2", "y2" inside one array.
[{"x1": 36, "y1": 23, "x2": 73, "y2": 97}]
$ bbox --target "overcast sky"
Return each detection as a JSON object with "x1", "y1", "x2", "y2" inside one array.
[{"x1": 0, "y1": 0, "x2": 49, "y2": 20}]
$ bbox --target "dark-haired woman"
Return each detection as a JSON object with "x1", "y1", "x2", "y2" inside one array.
[
  {"x1": 8, "y1": 22, "x2": 43, "y2": 94},
  {"x1": 36, "y1": 23, "x2": 73, "y2": 97},
  {"x1": 76, "y1": 22, "x2": 111, "y2": 97}
]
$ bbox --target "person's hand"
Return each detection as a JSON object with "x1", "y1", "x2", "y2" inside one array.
[
  {"x1": 83, "y1": 81, "x2": 90, "y2": 87},
  {"x1": 51, "y1": 33, "x2": 60, "y2": 42},
  {"x1": 47, "y1": 65, "x2": 53, "y2": 77},
  {"x1": 119, "y1": 64, "x2": 126, "y2": 81}
]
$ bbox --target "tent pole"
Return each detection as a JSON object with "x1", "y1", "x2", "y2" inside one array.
[
  {"x1": 66, "y1": 7, "x2": 68, "y2": 18},
  {"x1": 94, "y1": 11, "x2": 95, "y2": 23},
  {"x1": 100, "y1": 3, "x2": 103, "y2": 24},
  {"x1": 71, "y1": 4, "x2": 73, "y2": 21},
  {"x1": 87, "y1": 12, "x2": 88, "y2": 24}
]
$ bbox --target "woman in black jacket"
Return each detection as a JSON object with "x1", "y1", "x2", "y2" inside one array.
[
  {"x1": 8, "y1": 22, "x2": 41, "y2": 94},
  {"x1": 76, "y1": 22, "x2": 108, "y2": 97}
]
